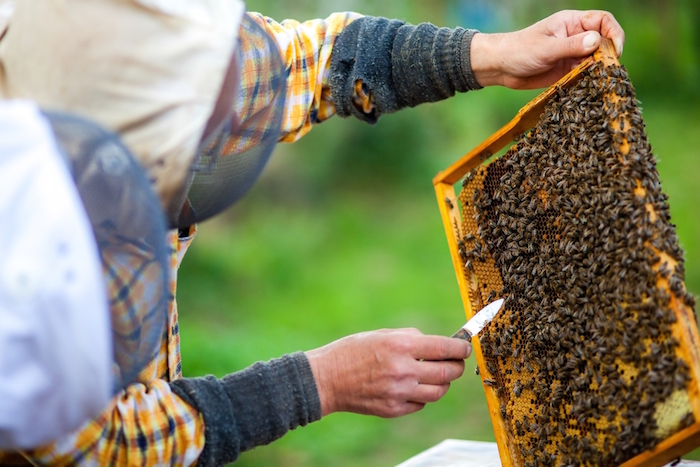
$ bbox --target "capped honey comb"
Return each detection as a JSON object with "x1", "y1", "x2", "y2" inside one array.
[{"x1": 434, "y1": 41, "x2": 700, "y2": 467}]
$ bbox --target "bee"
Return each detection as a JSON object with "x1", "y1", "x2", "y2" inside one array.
[
  {"x1": 681, "y1": 412, "x2": 695, "y2": 428},
  {"x1": 480, "y1": 151, "x2": 492, "y2": 162},
  {"x1": 486, "y1": 361, "x2": 497, "y2": 375},
  {"x1": 471, "y1": 188, "x2": 481, "y2": 204},
  {"x1": 683, "y1": 292, "x2": 696, "y2": 308},
  {"x1": 513, "y1": 381, "x2": 522, "y2": 397}
]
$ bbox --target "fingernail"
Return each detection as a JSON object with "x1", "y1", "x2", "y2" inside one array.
[
  {"x1": 583, "y1": 32, "x2": 599, "y2": 49},
  {"x1": 616, "y1": 40, "x2": 624, "y2": 56}
]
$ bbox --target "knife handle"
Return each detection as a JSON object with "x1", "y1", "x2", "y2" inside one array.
[{"x1": 451, "y1": 328, "x2": 472, "y2": 342}]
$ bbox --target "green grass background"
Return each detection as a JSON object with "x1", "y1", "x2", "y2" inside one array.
[{"x1": 177, "y1": 1, "x2": 700, "y2": 465}]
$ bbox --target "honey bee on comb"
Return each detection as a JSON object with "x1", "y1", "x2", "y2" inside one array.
[{"x1": 455, "y1": 60, "x2": 698, "y2": 466}]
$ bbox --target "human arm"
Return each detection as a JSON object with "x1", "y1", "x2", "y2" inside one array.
[
  {"x1": 167, "y1": 329, "x2": 470, "y2": 466},
  {"x1": 245, "y1": 12, "x2": 479, "y2": 132},
  {"x1": 329, "y1": 10, "x2": 625, "y2": 123},
  {"x1": 170, "y1": 352, "x2": 320, "y2": 467},
  {"x1": 245, "y1": 10, "x2": 624, "y2": 139}
]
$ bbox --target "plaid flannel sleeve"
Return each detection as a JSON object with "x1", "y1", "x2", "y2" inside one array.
[
  {"x1": 247, "y1": 11, "x2": 363, "y2": 143},
  {"x1": 21, "y1": 381, "x2": 205, "y2": 466},
  {"x1": 15, "y1": 230, "x2": 205, "y2": 466}
]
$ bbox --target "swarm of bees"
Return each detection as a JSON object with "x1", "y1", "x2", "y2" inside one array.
[{"x1": 458, "y1": 62, "x2": 697, "y2": 466}]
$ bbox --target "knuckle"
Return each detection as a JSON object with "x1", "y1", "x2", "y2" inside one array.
[
  {"x1": 385, "y1": 362, "x2": 404, "y2": 380},
  {"x1": 438, "y1": 364, "x2": 450, "y2": 383},
  {"x1": 389, "y1": 378, "x2": 412, "y2": 400},
  {"x1": 385, "y1": 383, "x2": 401, "y2": 400},
  {"x1": 385, "y1": 400, "x2": 404, "y2": 418},
  {"x1": 386, "y1": 336, "x2": 410, "y2": 354}
]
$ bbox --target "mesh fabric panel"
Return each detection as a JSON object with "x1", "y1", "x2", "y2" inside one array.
[
  {"x1": 177, "y1": 15, "x2": 286, "y2": 228},
  {"x1": 46, "y1": 112, "x2": 169, "y2": 391}
]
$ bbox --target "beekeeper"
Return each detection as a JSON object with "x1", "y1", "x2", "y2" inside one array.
[
  {"x1": 0, "y1": 100, "x2": 169, "y2": 450},
  {"x1": 0, "y1": 1, "x2": 624, "y2": 465}
]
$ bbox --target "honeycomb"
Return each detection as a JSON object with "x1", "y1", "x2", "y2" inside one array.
[{"x1": 457, "y1": 61, "x2": 697, "y2": 467}]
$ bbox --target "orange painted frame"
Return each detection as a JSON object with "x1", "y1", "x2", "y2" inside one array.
[{"x1": 433, "y1": 40, "x2": 700, "y2": 467}]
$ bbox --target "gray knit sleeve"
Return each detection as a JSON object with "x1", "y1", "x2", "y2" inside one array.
[
  {"x1": 169, "y1": 351, "x2": 321, "y2": 467},
  {"x1": 330, "y1": 16, "x2": 481, "y2": 124}
]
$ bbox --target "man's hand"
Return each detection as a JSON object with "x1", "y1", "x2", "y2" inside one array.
[
  {"x1": 470, "y1": 10, "x2": 625, "y2": 89},
  {"x1": 305, "y1": 328, "x2": 471, "y2": 418}
]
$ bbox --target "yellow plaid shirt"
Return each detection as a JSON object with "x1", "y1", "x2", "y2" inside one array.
[{"x1": 2, "y1": 11, "x2": 361, "y2": 466}]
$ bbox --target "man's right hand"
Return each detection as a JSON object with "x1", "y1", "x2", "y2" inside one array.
[
  {"x1": 470, "y1": 10, "x2": 625, "y2": 90},
  {"x1": 305, "y1": 328, "x2": 472, "y2": 418}
]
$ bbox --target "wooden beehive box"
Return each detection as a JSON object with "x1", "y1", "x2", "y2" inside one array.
[{"x1": 434, "y1": 40, "x2": 700, "y2": 467}]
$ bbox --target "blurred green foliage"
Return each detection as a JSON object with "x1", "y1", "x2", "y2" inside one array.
[{"x1": 177, "y1": 1, "x2": 700, "y2": 465}]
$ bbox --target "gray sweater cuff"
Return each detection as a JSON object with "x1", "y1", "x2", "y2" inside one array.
[
  {"x1": 170, "y1": 351, "x2": 321, "y2": 467},
  {"x1": 460, "y1": 29, "x2": 482, "y2": 92},
  {"x1": 330, "y1": 16, "x2": 481, "y2": 124}
]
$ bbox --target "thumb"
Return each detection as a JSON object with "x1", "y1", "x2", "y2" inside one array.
[{"x1": 549, "y1": 31, "x2": 601, "y2": 62}]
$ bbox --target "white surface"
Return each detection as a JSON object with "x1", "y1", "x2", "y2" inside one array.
[
  {"x1": 396, "y1": 440, "x2": 502, "y2": 467},
  {"x1": 0, "y1": 0, "x2": 13, "y2": 35},
  {"x1": 0, "y1": 101, "x2": 112, "y2": 448},
  {"x1": 135, "y1": 0, "x2": 244, "y2": 27},
  {"x1": 396, "y1": 439, "x2": 700, "y2": 467}
]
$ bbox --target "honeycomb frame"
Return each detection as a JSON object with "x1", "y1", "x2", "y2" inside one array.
[{"x1": 433, "y1": 40, "x2": 700, "y2": 467}]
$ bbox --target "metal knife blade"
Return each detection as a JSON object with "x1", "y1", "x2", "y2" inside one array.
[{"x1": 451, "y1": 299, "x2": 505, "y2": 342}]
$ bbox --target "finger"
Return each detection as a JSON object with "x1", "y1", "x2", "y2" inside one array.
[
  {"x1": 375, "y1": 327, "x2": 423, "y2": 336},
  {"x1": 569, "y1": 57, "x2": 586, "y2": 71},
  {"x1": 578, "y1": 11, "x2": 625, "y2": 56},
  {"x1": 548, "y1": 30, "x2": 601, "y2": 64},
  {"x1": 400, "y1": 401, "x2": 426, "y2": 417},
  {"x1": 505, "y1": 59, "x2": 573, "y2": 90},
  {"x1": 410, "y1": 335, "x2": 472, "y2": 361},
  {"x1": 417, "y1": 360, "x2": 465, "y2": 385},
  {"x1": 410, "y1": 383, "x2": 451, "y2": 404},
  {"x1": 379, "y1": 401, "x2": 426, "y2": 418}
]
